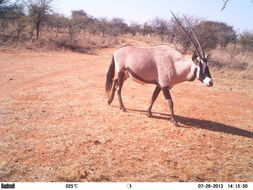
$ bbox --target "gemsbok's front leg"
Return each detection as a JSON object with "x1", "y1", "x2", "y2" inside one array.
[
  {"x1": 147, "y1": 85, "x2": 161, "y2": 117},
  {"x1": 161, "y1": 88, "x2": 178, "y2": 126}
]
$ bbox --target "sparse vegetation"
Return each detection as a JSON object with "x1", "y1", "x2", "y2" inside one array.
[
  {"x1": 196, "y1": 21, "x2": 237, "y2": 49},
  {"x1": 0, "y1": 1, "x2": 253, "y2": 79},
  {"x1": 0, "y1": 1, "x2": 252, "y2": 53},
  {"x1": 25, "y1": 0, "x2": 54, "y2": 39},
  {"x1": 0, "y1": 0, "x2": 253, "y2": 183},
  {"x1": 210, "y1": 45, "x2": 253, "y2": 80},
  {"x1": 0, "y1": 48, "x2": 252, "y2": 182},
  {"x1": 239, "y1": 31, "x2": 253, "y2": 51}
]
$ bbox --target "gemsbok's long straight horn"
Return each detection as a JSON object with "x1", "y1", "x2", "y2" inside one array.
[
  {"x1": 183, "y1": 16, "x2": 205, "y2": 58},
  {"x1": 170, "y1": 11, "x2": 203, "y2": 59}
]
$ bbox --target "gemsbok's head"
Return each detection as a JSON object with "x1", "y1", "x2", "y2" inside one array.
[
  {"x1": 192, "y1": 51, "x2": 213, "y2": 87},
  {"x1": 171, "y1": 11, "x2": 213, "y2": 87}
]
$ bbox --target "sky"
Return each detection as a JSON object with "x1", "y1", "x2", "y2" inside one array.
[{"x1": 54, "y1": 0, "x2": 253, "y2": 33}]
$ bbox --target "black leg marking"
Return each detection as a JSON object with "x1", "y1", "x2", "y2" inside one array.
[
  {"x1": 161, "y1": 88, "x2": 178, "y2": 126},
  {"x1": 117, "y1": 71, "x2": 126, "y2": 112},
  {"x1": 108, "y1": 79, "x2": 118, "y2": 105},
  {"x1": 147, "y1": 86, "x2": 161, "y2": 117}
]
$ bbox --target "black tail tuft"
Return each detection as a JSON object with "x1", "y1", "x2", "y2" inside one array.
[{"x1": 105, "y1": 56, "x2": 115, "y2": 94}]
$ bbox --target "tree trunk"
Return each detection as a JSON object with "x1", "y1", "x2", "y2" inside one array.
[{"x1": 36, "y1": 22, "x2": 40, "y2": 39}]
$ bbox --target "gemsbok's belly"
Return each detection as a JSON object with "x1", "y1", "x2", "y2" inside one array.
[{"x1": 125, "y1": 67, "x2": 156, "y2": 85}]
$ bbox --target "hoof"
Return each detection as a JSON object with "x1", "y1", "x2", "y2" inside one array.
[
  {"x1": 171, "y1": 118, "x2": 179, "y2": 127},
  {"x1": 172, "y1": 122, "x2": 179, "y2": 127},
  {"x1": 108, "y1": 100, "x2": 111, "y2": 105},
  {"x1": 120, "y1": 107, "x2": 126, "y2": 112},
  {"x1": 147, "y1": 111, "x2": 152, "y2": 117}
]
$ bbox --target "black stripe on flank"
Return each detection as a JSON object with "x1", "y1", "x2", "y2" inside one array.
[{"x1": 126, "y1": 67, "x2": 157, "y2": 85}]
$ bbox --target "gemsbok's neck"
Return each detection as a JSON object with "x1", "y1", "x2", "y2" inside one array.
[{"x1": 174, "y1": 56, "x2": 197, "y2": 83}]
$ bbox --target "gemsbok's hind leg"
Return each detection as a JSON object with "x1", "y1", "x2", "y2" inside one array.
[
  {"x1": 117, "y1": 71, "x2": 126, "y2": 111},
  {"x1": 147, "y1": 85, "x2": 161, "y2": 117},
  {"x1": 161, "y1": 88, "x2": 178, "y2": 126},
  {"x1": 108, "y1": 79, "x2": 118, "y2": 105}
]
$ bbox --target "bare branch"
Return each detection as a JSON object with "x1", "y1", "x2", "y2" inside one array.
[
  {"x1": 171, "y1": 11, "x2": 203, "y2": 58},
  {"x1": 221, "y1": 0, "x2": 229, "y2": 11},
  {"x1": 183, "y1": 15, "x2": 205, "y2": 58}
]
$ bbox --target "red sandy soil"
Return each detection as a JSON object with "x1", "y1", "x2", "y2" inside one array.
[{"x1": 0, "y1": 40, "x2": 252, "y2": 182}]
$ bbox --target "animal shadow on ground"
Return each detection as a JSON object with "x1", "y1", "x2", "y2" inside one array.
[{"x1": 127, "y1": 108, "x2": 253, "y2": 139}]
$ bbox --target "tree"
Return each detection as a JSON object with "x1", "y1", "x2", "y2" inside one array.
[
  {"x1": 110, "y1": 18, "x2": 128, "y2": 36},
  {"x1": 0, "y1": 1, "x2": 26, "y2": 39},
  {"x1": 239, "y1": 31, "x2": 253, "y2": 51},
  {"x1": 221, "y1": 0, "x2": 229, "y2": 11},
  {"x1": 71, "y1": 10, "x2": 87, "y2": 18},
  {"x1": 196, "y1": 21, "x2": 236, "y2": 49},
  {"x1": 71, "y1": 10, "x2": 89, "y2": 35},
  {"x1": 67, "y1": 17, "x2": 78, "y2": 42},
  {"x1": 151, "y1": 18, "x2": 169, "y2": 41},
  {"x1": 169, "y1": 15, "x2": 202, "y2": 52},
  {"x1": 25, "y1": 0, "x2": 54, "y2": 39},
  {"x1": 128, "y1": 22, "x2": 141, "y2": 36},
  {"x1": 12, "y1": 14, "x2": 27, "y2": 39},
  {"x1": 97, "y1": 17, "x2": 110, "y2": 36},
  {"x1": 0, "y1": 0, "x2": 22, "y2": 19},
  {"x1": 142, "y1": 22, "x2": 154, "y2": 36},
  {"x1": 66, "y1": 10, "x2": 94, "y2": 41},
  {"x1": 45, "y1": 13, "x2": 68, "y2": 32}
]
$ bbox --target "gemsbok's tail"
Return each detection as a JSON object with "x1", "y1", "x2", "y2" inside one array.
[{"x1": 105, "y1": 56, "x2": 115, "y2": 94}]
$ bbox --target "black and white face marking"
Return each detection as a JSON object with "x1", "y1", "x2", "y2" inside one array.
[{"x1": 197, "y1": 58, "x2": 213, "y2": 87}]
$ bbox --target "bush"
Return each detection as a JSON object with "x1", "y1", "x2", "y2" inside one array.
[
  {"x1": 210, "y1": 46, "x2": 253, "y2": 79},
  {"x1": 195, "y1": 21, "x2": 237, "y2": 50},
  {"x1": 239, "y1": 31, "x2": 253, "y2": 51}
]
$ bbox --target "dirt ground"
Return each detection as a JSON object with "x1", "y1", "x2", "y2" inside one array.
[{"x1": 0, "y1": 40, "x2": 252, "y2": 182}]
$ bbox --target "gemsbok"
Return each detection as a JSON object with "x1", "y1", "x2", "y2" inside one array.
[{"x1": 105, "y1": 12, "x2": 213, "y2": 126}]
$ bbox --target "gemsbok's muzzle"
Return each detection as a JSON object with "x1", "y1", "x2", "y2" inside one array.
[{"x1": 203, "y1": 77, "x2": 213, "y2": 87}]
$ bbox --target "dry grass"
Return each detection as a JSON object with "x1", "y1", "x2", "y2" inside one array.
[
  {"x1": 0, "y1": 27, "x2": 124, "y2": 52},
  {"x1": 1, "y1": 21, "x2": 252, "y2": 183},
  {"x1": 52, "y1": 35, "x2": 123, "y2": 53},
  {"x1": 130, "y1": 34, "x2": 181, "y2": 50},
  {"x1": 210, "y1": 45, "x2": 253, "y2": 80},
  {"x1": 131, "y1": 34, "x2": 166, "y2": 46},
  {"x1": 0, "y1": 46, "x2": 252, "y2": 182}
]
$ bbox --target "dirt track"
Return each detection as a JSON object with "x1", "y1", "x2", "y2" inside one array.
[{"x1": 0, "y1": 41, "x2": 252, "y2": 182}]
